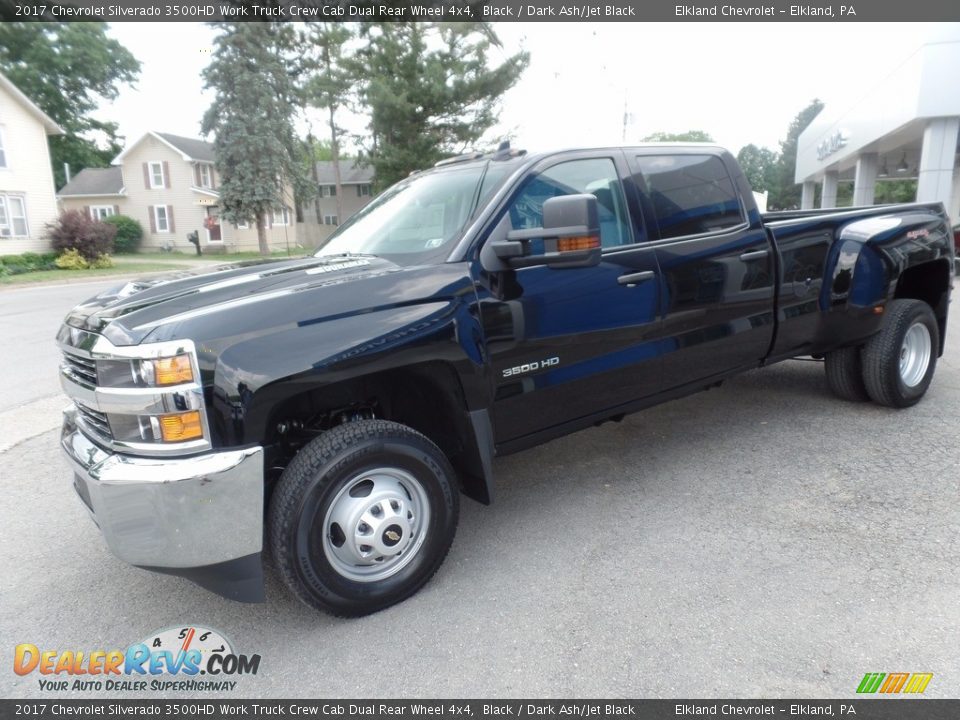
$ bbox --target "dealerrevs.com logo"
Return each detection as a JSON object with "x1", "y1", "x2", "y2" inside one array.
[{"x1": 14, "y1": 625, "x2": 260, "y2": 692}]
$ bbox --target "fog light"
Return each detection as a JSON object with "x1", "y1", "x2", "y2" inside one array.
[{"x1": 158, "y1": 411, "x2": 203, "y2": 442}]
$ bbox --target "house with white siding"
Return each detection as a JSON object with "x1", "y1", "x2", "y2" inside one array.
[
  {"x1": 59, "y1": 131, "x2": 298, "y2": 253},
  {"x1": 0, "y1": 71, "x2": 63, "y2": 254}
]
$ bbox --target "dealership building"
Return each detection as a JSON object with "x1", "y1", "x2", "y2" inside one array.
[{"x1": 796, "y1": 25, "x2": 960, "y2": 223}]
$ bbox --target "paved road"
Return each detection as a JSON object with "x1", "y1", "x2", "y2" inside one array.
[{"x1": 1, "y1": 282, "x2": 958, "y2": 699}]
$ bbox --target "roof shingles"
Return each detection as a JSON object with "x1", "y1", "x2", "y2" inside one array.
[{"x1": 57, "y1": 166, "x2": 124, "y2": 196}]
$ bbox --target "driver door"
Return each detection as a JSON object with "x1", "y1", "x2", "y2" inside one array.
[{"x1": 478, "y1": 152, "x2": 664, "y2": 444}]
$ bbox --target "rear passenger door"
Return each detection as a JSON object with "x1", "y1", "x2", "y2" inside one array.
[{"x1": 628, "y1": 150, "x2": 775, "y2": 390}]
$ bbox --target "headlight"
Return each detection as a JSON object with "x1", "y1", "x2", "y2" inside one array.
[{"x1": 135, "y1": 354, "x2": 195, "y2": 386}]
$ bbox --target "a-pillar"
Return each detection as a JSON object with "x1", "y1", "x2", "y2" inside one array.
[
  {"x1": 821, "y1": 171, "x2": 839, "y2": 209},
  {"x1": 852, "y1": 153, "x2": 878, "y2": 206},
  {"x1": 917, "y1": 117, "x2": 960, "y2": 214},
  {"x1": 801, "y1": 181, "x2": 816, "y2": 209}
]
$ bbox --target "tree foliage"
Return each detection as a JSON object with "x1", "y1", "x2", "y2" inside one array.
[
  {"x1": 353, "y1": 22, "x2": 529, "y2": 189},
  {"x1": 768, "y1": 99, "x2": 824, "y2": 210},
  {"x1": 641, "y1": 130, "x2": 715, "y2": 143},
  {"x1": 301, "y1": 23, "x2": 355, "y2": 222},
  {"x1": 736, "y1": 144, "x2": 778, "y2": 193},
  {"x1": 0, "y1": 23, "x2": 140, "y2": 188},
  {"x1": 202, "y1": 22, "x2": 305, "y2": 256}
]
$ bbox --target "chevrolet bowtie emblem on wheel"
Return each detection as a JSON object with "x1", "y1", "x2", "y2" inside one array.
[{"x1": 385, "y1": 530, "x2": 401, "y2": 542}]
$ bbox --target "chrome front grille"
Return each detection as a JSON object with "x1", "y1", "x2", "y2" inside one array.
[
  {"x1": 62, "y1": 351, "x2": 97, "y2": 386},
  {"x1": 74, "y1": 402, "x2": 112, "y2": 442}
]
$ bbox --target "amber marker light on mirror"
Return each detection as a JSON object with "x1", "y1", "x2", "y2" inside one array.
[
  {"x1": 158, "y1": 411, "x2": 204, "y2": 442},
  {"x1": 558, "y1": 235, "x2": 601, "y2": 252}
]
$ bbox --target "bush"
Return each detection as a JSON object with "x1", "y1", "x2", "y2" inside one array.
[
  {"x1": 102, "y1": 215, "x2": 143, "y2": 254},
  {"x1": 55, "y1": 248, "x2": 89, "y2": 270},
  {"x1": 47, "y1": 210, "x2": 116, "y2": 261},
  {"x1": 0, "y1": 252, "x2": 58, "y2": 275}
]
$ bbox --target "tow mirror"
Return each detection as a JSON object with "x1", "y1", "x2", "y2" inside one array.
[{"x1": 491, "y1": 194, "x2": 602, "y2": 269}]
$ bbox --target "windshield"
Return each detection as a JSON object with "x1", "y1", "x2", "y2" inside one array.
[{"x1": 317, "y1": 163, "x2": 498, "y2": 265}]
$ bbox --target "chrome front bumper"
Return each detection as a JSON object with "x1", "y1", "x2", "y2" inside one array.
[{"x1": 61, "y1": 407, "x2": 266, "y2": 601}]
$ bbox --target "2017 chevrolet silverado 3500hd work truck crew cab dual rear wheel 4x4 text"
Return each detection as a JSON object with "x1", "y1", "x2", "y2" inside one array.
[{"x1": 57, "y1": 144, "x2": 955, "y2": 616}]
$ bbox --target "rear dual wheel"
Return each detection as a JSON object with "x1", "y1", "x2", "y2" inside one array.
[{"x1": 825, "y1": 299, "x2": 938, "y2": 408}]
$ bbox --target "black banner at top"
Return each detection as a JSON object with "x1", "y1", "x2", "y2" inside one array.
[{"x1": 2, "y1": 0, "x2": 960, "y2": 22}]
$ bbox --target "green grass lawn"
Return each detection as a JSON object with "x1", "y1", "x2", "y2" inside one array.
[
  {"x1": 1, "y1": 250, "x2": 308, "y2": 286},
  {"x1": 0, "y1": 262, "x2": 193, "y2": 286}
]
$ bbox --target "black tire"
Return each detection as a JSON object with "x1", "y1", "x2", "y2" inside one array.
[
  {"x1": 268, "y1": 419, "x2": 459, "y2": 617},
  {"x1": 824, "y1": 345, "x2": 870, "y2": 402},
  {"x1": 861, "y1": 299, "x2": 939, "y2": 408}
]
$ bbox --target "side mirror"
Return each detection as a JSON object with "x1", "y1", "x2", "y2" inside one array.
[{"x1": 491, "y1": 194, "x2": 602, "y2": 269}]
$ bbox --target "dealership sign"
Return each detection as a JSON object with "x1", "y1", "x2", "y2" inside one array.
[{"x1": 817, "y1": 131, "x2": 849, "y2": 161}]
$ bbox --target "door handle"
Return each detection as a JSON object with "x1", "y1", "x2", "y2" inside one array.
[
  {"x1": 617, "y1": 270, "x2": 656, "y2": 287},
  {"x1": 739, "y1": 249, "x2": 769, "y2": 262}
]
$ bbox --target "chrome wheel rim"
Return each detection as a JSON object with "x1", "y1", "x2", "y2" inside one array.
[
  {"x1": 322, "y1": 467, "x2": 430, "y2": 583},
  {"x1": 899, "y1": 322, "x2": 931, "y2": 388}
]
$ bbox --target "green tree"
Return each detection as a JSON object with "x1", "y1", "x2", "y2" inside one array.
[
  {"x1": 202, "y1": 23, "x2": 304, "y2": 256},
  {"x1": 0, "y1": 23, "x2": 140, "y2": 188},
  {"x1": 736, "y1": 144, "x2": 779, "y2": 193},
  {"x1": 769, "y1": 99, "x2": 824, "y2": 210},
  {"x1": 301, "y1": 23, "x2": 355, "y2": 224},
  {"x1": 875, "y1": 179, "x2": 918, "y2": 204},
  {"x1": 354, "y1": 22, "x2": 529, "y2": 189},
  {"x1": 641, "y1": 130, "x2": 715, "y2": 143}
]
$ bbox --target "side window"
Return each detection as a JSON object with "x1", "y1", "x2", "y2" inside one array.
[
  {"x1": 508, "y1": 158, "x2": 632, "y2": 248},
  {"x1": 635, "y1": 154, "x2": 743, "y2": 240}
]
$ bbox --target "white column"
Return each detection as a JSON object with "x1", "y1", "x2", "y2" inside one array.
[
  {"x1": 801, "y1": 181, "x2": 816, "y2": 209},
  {"x1": 917, "y1": 117, "x2": 960, "y2": 215},
  {"x1": 821, "y1": 171, "x2": 839, "y2": 209},
  {"x1": 853, "y1": 153, "x2": 879, "y2": 206}
]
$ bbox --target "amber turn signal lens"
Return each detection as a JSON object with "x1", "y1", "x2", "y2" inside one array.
[
  {"x1": 153, "y1": 355, "x2": 194, "y2": 386},
  {"x1": 558, "y1": 235, "x2": 600, "y2": 252},
  {"x1": 158, "y1": 411, "x2": 203, "y2": 442}
]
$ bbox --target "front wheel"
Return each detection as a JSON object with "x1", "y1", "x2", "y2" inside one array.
[
  {"x1": 861, "y1": 299, "x2": 939, "y2": 408},
  {"x1": 268, "y1": 420, "x2": 459, "y2": 616}
]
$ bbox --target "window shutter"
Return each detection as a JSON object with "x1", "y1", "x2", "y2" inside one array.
[
  {"x1": 211, "y1": 169, "x2": 216, "y2": 190},
  {"x1": 194, "y1": 164, "x2": 201, "y2": 186},
  {"x1": 148, "y1": 206, "x2": 156, "y2": 233},
  {"x1": 163, "y1": 161, "x2": 170, "y2": 188},
  {"x1": 143, "y1": 163, "x2": 150, "y2": 189},
  {"x1": 113, "y1": 205, "x2": 120, "y2": 215},
  {"x1": 356, "y1": 185, "x2": 361, "y2": 197},
  {"x1": 84, "y1": 205, "x2": 91, "y2": 218},
  {"x1": 167, "y1": 206, "x2": 175, "y2": 233}
]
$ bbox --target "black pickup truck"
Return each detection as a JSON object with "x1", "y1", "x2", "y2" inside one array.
[{"x1": 58, "y1": 145, "x2": 954, "y2": 616}]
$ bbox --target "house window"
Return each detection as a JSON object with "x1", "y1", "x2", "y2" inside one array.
[
  {"x1": 357, "y1": 184, "x2": 372, "y2": 197},
  {"x1": 0, "y1": 195, "x2": 28, "y2": 237},
  {"x1": 199, "y1": 164, "x2": 212, "y2": 188},
  {"x1": 236, "y1": 221, "x2": 249, "y2": 230},
  {"x1": 323, "y1": 214, "x2": 338, "y2": 226},
  {"x1": 272, "y1": 206, "x2": 290, "y2": 226},
  {"x1": 0, "y1": 127, "x2": 7, "y2": 168},
  {"x1": 149, "y1": 161, "x2": 165, "y2": 188},
  {"x1": 154, "y1": 205, "x2": 169, "y2": 233},
  {"x1": 321, "y1": 185, "x2": 336, "y2": 198},
  {"x1": 89, "y1": 205, "x2": 115, "y2": 221}
]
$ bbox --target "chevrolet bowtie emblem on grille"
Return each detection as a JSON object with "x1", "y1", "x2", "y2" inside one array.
[{"x1": 385, "y1": 530, "x2": 400, "y2": 542}]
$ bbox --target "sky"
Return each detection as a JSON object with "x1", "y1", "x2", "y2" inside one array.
[{"x1": 103, "y1": 22, "x2": 940, "y2": 159}]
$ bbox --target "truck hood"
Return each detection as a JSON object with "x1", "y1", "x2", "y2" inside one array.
[{"x1": 64, "y1": 254, "x2": 468, "y2": 346}]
